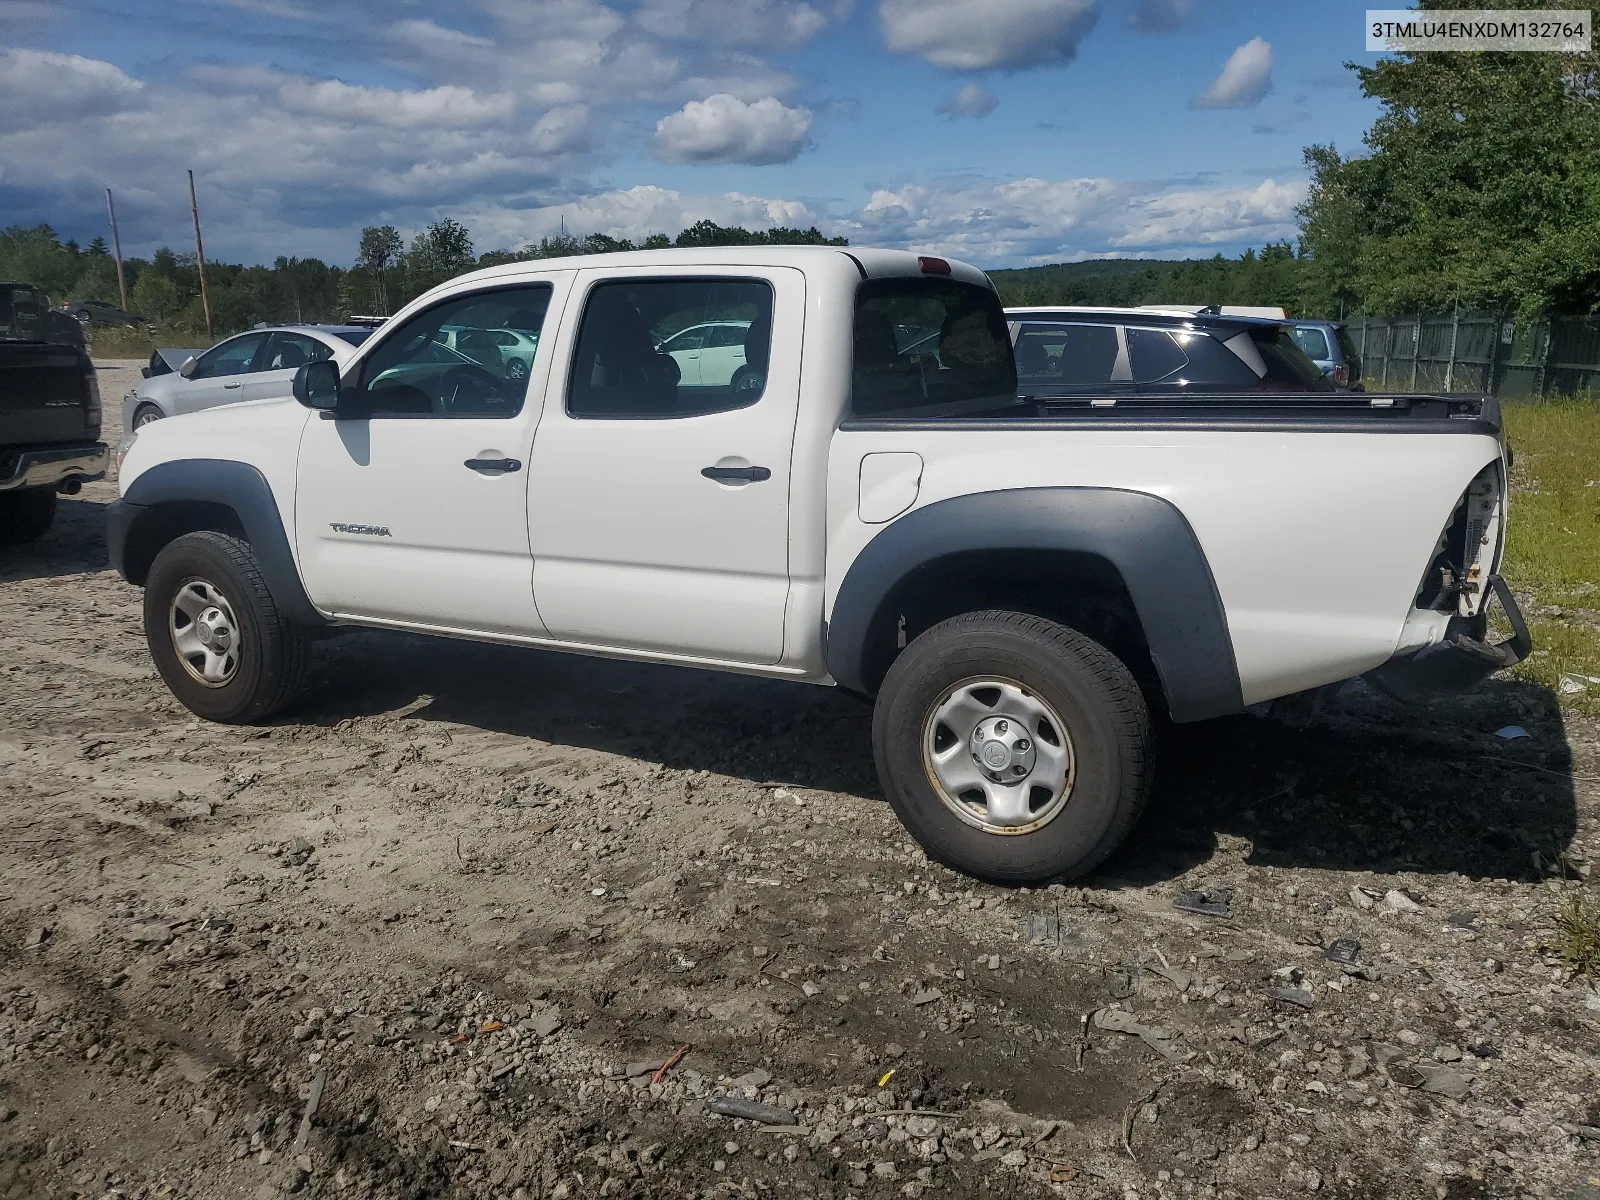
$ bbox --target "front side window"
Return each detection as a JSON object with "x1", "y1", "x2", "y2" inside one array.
[
  {"x1": 851, "y1": 278, "x2": 1015, "y2": 417},
  {"x1": 569, "y1": 278, "x2": 773, "y2": 419},
  {"x1": 1014, "y1": 322, "x2": 1121, "y2": 393},
  {"x1": 1290, "y1": 326, "x2": 1331, "y2": 360},
  {"x1": 196, "y1": 333, "x2": 266, "y2": 378},
  {"x1": 356, "y1": 284, "x2": 551, "y2": 417},
  {"x1": 260, "y1": 332, "x2": 332, "y2": 371}
]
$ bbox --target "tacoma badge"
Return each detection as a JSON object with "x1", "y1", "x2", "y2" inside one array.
[{"x1": 329, "y1": 522, "x2": 392, "y2": 537}]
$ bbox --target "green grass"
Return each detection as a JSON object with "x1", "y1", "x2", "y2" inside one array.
[
  {"x1": 1499, "y1": 397, "x2": 1600, "y2": 710},
  {"x1": 1555, "y1": 890, "x2": 1600, "y2": 980}
]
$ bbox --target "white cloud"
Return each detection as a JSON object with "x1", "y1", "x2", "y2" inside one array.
[
  {"x1": 878, "y1": 0, "x2": 1099, "y2": 71},
  {"x1": 253, "y1": 73, "x2": 518, "y2": 129},
  {"x1": 0, "y1": 48, "x2": 143, "y2": 130},
  {"x1": 462, "y1": 184, "x2": 825, "y2": 249},
  {"x1": 653, "y1": 94, "x2": 813, "y2": 164},
  {"x1": 635, "y1": 0, "x2": 850, "y2": 50},
  {"x1": 936, "y1": 83, "x2": 997, "y2": 119},
  {"x1": 1191, "y1": 37, "x2": 1273, "y2": 110},
  {"x1": 1128, "y1": 0, "x2": 1189, "y2": 33},
  {"x1": 839, "y1": 175, "x2": 1304, "y2": 263}
]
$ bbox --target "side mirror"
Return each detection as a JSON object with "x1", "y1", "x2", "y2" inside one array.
[
  {"x1": 293, "y1": 359, "x2": 342, "y2": 410},
  {"x1": 179, "y1": 356, "x2": 198, "y2": 378}
]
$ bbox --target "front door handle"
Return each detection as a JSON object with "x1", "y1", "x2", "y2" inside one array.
[
  {"x1": 223, "y1": 381, "x2": 242, "y2": 389},
  {"x1": 465, "y1": 457, "x2": 522, "y2": 474},
  {"x1": 701, "y1": 465, "x2": 771, "y2": 483}
]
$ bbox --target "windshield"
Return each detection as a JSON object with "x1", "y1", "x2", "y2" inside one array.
[{"x1": 334, "y1": 329, "x2": 373, "y2": 346}]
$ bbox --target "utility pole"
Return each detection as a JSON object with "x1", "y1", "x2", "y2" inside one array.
[
  {"x1": 105, "y1": 188, "x2": 128, "y2": 313},
  {"x1": 188, "y1": 169, "x2": 213, "y2": 340}
]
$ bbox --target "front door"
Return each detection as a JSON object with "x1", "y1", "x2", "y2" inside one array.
[
  {"x1": 173, "y1": 332, "x2": 267, "y2": 416},
  {"x1": 525, "y1": 267, "x2": 802, "y2": 664},
  {"x1": 294, "y1": 277, "x2": 568, "y2": 633}
]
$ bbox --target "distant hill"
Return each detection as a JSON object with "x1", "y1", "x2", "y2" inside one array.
[{"x1": 988, "y1": 246, "x2": 1322, "y2": 316}]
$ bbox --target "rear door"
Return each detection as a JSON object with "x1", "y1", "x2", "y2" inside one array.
[{"x1": 525, "y1": 267, "x2": 802, "y2": 664}]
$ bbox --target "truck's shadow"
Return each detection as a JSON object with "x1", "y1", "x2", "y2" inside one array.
[
  {"x1": 296, "y1": 628, "x2": 1577, "y2": 886},
  {"x1": 0, "y1": 493, "x2": 110, "y2": 583}
]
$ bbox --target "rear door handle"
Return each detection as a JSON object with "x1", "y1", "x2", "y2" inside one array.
[
  {"x1": 223, "y1": 381, "x2": 242, "y2": 389},
  {"x1": 701, "y1": 465, "x2": 771, "y2": 483},
  {"x1": 465, "y1": 457, "x2": 522, "y2": 474}
]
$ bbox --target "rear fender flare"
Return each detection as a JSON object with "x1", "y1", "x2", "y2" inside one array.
[{"x1": 825, "y1": 487, "x2": 1243, "y2": 723}]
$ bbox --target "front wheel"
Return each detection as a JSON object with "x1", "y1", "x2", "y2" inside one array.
[
  {"x1": 132, "y1": 403, "x2": 165, "y2": 429},
  {"x1": 144, "y1": 531, "x2": 310, "y2": 723},
  {"x1": 872, "y1": 610, "x2": 1151, "y2": 885}
]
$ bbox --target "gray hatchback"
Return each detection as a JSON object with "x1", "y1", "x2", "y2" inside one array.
[{"x1": 1288, "y1": 320, "x2": 1364, "y2": 390}]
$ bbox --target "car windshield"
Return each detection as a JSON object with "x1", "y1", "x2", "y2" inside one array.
[{"x1": 333, "y1": 330, "x2": 372, "y2": 346}]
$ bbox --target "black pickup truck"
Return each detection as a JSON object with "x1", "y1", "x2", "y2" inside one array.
[{"x1": 0, "y1": 283, "x2": 108, "y2": 544}]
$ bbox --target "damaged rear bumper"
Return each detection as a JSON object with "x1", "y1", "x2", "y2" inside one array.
[{"x1": 1366, "y1": 576, "x2": 1532, "y2": 701}]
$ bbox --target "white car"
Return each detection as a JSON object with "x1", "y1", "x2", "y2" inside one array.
[
  {"x1": 109, "y1": 246, "x2": 1527, "y2": 885},
  {"x1": 121, "y1": 324, "x2": 373, "y2": 434},
  {"x1": 434, "y1": 326, "x2": 541, "y2": 382},
  {"x1": 658, "y1": 319, "x2": 754, "y2": 388}
]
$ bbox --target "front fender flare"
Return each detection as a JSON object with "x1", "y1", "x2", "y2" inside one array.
[
  {"x1": 825, "y1": 487, "x2": 1242, "y2": 723},
  {"x1": 111, "y1": 458, "x2": 325, "y2": 627}
]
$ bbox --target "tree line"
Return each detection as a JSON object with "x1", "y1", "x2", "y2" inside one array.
[{"x1": 0, "y1": 219, "x2": 846, "y2": 338}]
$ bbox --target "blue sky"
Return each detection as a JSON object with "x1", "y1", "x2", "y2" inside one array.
[{"x1": 0, "y1": 0, "x2": 1386, "y2": 268}]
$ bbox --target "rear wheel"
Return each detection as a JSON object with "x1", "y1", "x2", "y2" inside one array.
[
  {"x1": 144, "y1": 531, "x2": 310, "y2": 723},
  {"x1": 872, "y1": 610, "x2": 1151, "y2": 885},
  {"x1": 0, "y1": 488, "x2": 58, "y2": 545}
]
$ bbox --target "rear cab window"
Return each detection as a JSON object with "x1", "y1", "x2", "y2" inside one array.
[
  {"x1": 1290, "y1": 325, "x2": 1331, "y2": 360},
  {"x1": 851, "y1": 278, "x2": 1016, "y2": 417}
]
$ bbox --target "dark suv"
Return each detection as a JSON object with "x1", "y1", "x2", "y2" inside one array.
[{"x1": 1007, "y1": 307, "x2": 1333, "y2": 399}]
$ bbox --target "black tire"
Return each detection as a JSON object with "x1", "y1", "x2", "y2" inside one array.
[
  {"x1": 0, "y1": 488, "x2": 58, "y2": 545},
  {"x1": 132, "y1": 403, "x2": 165, "y2": 429},
  {"x1": 143, "y1": 531, "x2": 310, "y2": 723},
  {"x1": 872, "y1": 610, "x2": 1151, "y2": 885}
]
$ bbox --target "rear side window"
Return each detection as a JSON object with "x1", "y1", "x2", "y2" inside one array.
[
  {"x1": 569, "y1": 279, "x2": 772, "y2": 419},
  {"x1": 1127, "y1": 328, "x2": 1190, "y2": 383},
  {"x1": 1014, "y1": 322, "x2": 1119, "y2": 392},
  {"x1": 851, "y1": 279, "x2": 1015, "y2": 417},
  {"x1": 1127, "y1": 327, "x2": 1263, "y2": 389},
  {"x1": 1335, "y1": 326, "x2": 1359, "y2": 358},
  {"x1": 1289, "y1": 326, "x2": 1330, "y2": 360}
]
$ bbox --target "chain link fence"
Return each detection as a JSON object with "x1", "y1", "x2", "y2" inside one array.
[{"x1": 1348, "y1": 312, "x2": 1600, "y2": 398}]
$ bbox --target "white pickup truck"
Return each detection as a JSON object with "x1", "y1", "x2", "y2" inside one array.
[{"x1": 109, "y1": 247, "x2": 1529, "y2": 884}]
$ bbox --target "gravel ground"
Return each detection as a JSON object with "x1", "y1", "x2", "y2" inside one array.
[{"x1": 1, "y1": 362, "x2": 1597, "y2": 1200}]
